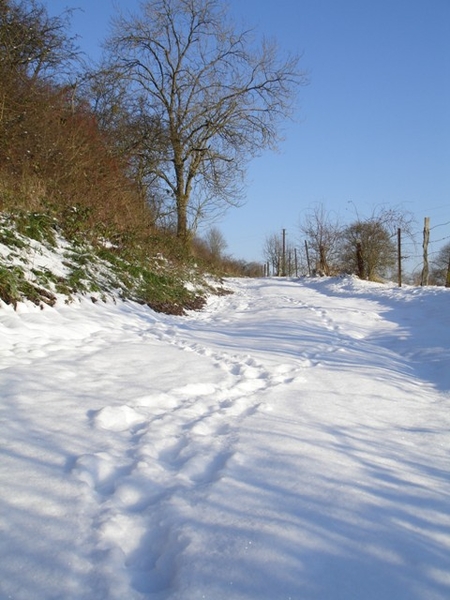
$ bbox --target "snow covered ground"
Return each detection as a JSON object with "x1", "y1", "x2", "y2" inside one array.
[{"x1": 1, "y1": 276, "x2": 449, "y2": 600}]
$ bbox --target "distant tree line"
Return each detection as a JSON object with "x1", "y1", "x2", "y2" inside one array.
[
  {"x1": 264, "y1": 203, "x2": 419, "y2": 282},
  {"x1": 265, "y1": 204, "x2": 450, "y2": 285}
]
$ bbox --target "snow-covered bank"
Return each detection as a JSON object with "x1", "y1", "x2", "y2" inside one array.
[{"x1": 1, "y1": 276, "x2": 449, "y2": 599}]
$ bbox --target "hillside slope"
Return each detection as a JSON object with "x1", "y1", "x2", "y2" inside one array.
[{"x1": 0, "y1": 212, "x2": 225, "y2": 313}]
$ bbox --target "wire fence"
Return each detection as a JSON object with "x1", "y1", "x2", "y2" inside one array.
[
  {"x1": 264, "y1": 216, "x2": 450, "y2": 281},
  {"x1": 400, "y1": 218, "x2": 450, "y2": 274}
]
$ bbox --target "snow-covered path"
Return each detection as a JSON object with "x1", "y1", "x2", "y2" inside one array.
[{"x1": 1, "y1": 277, "x2": 449, "y2": 599}]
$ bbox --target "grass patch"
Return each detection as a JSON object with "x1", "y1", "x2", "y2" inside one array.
[
  {"x1": 0, "y1": 210, "x2": 216, "y2": 312},
  {"x1": 0, "y1": 265, "x2": 56, "y2": 307},
  {"x1": 14, "y1": 211, "x2": 57, "y2": 247}
]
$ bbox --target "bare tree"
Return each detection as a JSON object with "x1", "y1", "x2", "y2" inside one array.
[
  {"x1": 104, "y1": 0, "x2": 307, "y2": 249},
  {"x1": 88, "y1": 72, "x2": 174, "y2": 227},
  {"x1": 339, "y1": 206, "x2": 414, "y2": 281},
  {"x1": 341, "y1": 220, "x2": 395, "y2": 280},
  {"x1": 0, "y1": 0, "x2": 78, "y2": 85},
  {"x1": 262, "y1": 232, "x2": 296, "y2": 276},
  {"x1": 203, "y1": 226, "x2": 227, "y2": 261},
  {"x1": 430, "y1": 241, "x2": 450, "y2": 286},
  {"x1": 263, "y1": 233, "x2": 283, "y2": 275},
  {"x1": 0, "y1": 1, "x2": 152, "y2": 233},
  {"x1": 300, "y1": 203, "x2": 341, "y2": 275}
]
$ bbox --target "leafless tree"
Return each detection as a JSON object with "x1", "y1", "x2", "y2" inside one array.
[
  {"x1": 203, "y1": 226, "x2": 227, "y2": 261},
  {"x1": 84, "y1": 67, "x2": 169, "y2": 227},
  {"x1": 0, "y1": 0, "x2": 78, "y2": 85},
  {"x1": 300, "y1": 203, "x2": 341, "y2": 275},
  {"x1": 103, "y1": 0, "x2": 307, "y2": 249},
  {"x1": 339, "y1": 205, "x2": 414, "y2": 281},
  {"x1": 430, "y1": 241, "x2": 450, "y2": 286},
  {"x1": 0, "y1": 1, "x2": 152, "y2": 234},
  {"x1": 263, "y1": 233, "x2": 283, "y2": 275}
]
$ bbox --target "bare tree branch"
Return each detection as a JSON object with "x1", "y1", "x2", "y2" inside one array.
[{"x1": 102, "y1": 0, "x2": 308, "y2": 248}]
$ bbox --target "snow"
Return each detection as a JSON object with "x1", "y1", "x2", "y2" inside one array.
[{"x1": 1, "y1": 275, "x2": 449, "y2": 600}]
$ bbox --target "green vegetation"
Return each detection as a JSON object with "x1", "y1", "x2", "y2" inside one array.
[{"x1": 0, "y1": 211, "x2": 225, "y2": 313}]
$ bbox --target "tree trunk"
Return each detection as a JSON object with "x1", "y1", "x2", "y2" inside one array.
[
  {"x1": 176, "y1": 195, "x2": 190, "y2": 250},
  {"x1": 356, "y1": 242, "x2": 365, "y2": 279}
]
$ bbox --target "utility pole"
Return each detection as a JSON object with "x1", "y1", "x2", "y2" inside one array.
[
  {"x1": 281, "y1": 229, "x2": 286, "y2": 276},
  {"x1": 397, "y1": 228, "x2": 402, "y2": 287},
  {"x1": 421, "y1": 217, "x2": 430, "y2": 286}
]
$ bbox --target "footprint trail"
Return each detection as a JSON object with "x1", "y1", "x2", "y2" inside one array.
[{"x1": 71, "y1": 312, "x2": 305, "y2": 597}]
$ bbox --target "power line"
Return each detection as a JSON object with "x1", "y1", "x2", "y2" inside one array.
[
  {"x1": 430, "y1": 220, "x2": 450, "y2": 231},
  {"x1": 430, "y1": 234, "x2": 450, "y2": 244}
]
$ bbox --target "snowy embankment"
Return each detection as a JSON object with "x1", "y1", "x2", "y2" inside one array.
[{"x1": 1, "y1": 276, "x2": 449, "y2": 600}]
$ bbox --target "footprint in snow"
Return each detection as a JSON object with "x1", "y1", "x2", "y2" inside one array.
[
  {"x1": 178, "y1": 448, "x2": 234, "y2": 484},
  {"x1": 98, "y1": 512, "x2": 182, "y2": 594},
  {"x1": 113, "y1": 462, "x2": 170, "y2": 510},
  {"x1": 72, "y1": 452, "x2": 132, "y2": 495}
]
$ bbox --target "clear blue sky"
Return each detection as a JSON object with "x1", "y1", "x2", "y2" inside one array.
[{"x1": 47, "y1": 0, "x2": 450, "y2": 273}]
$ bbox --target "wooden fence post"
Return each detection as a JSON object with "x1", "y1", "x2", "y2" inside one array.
[
  {"x1": 304, "y1": 240, "x2": 311, "y2": 276},
  {"x1": 421, "y1": 217, "x2": 430, "y2": 286},
  {"x1": 445, "y1": 253, "x2": 450, "y2": 288}
]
